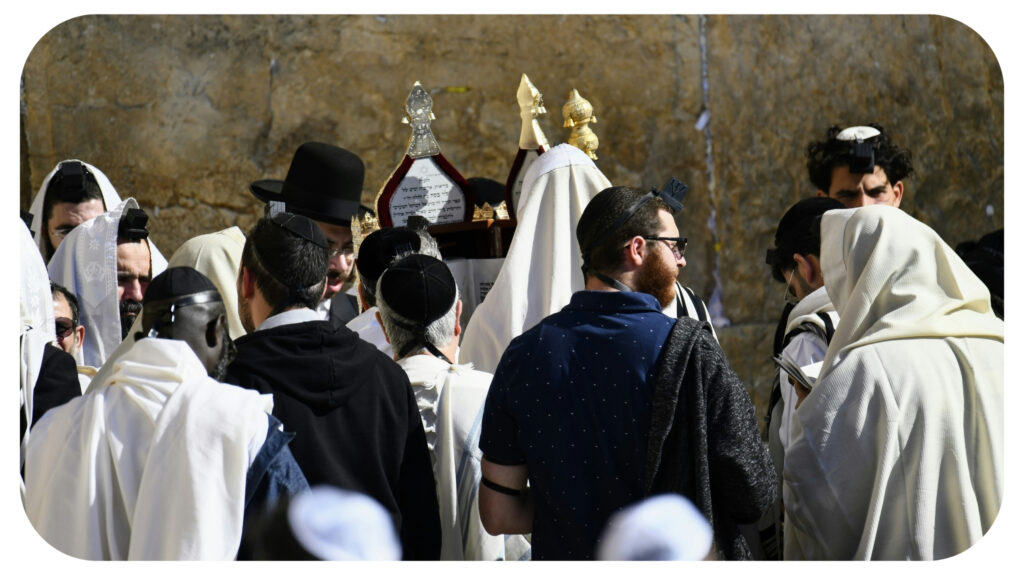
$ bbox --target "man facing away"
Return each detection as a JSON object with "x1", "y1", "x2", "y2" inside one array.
[
  {"x1": 784, "y1": 206, "x2": 1002, "y2": 560},
  {"x1": 25, "y1": 267, "x2": 307, "y2": 560},
  {"x1": 477, "y1": 185, "x2": 775, "y2": 560},
  {"x1": 348, "y1": 223, "x2": 442, "y2": 357},
  {"x1": 225, "y1": 212, "x2": 441, "y2": 560},
  {"x1": 375, "y1": 253, "x2": 506, "y2": 560},
  {"x1": 249, "y1": 142, "x2": 372, "y2": 326},
  {"x1": 807, "y1": 123, "x2": 913, "y2": 208},
  {"x1": 756, "y1": 196, "x2": 844, "y2": 558}
]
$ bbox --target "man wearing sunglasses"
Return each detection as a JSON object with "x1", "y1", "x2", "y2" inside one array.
[{"x1": 478, "y1": 183, "x2": 774, "y2": 560}]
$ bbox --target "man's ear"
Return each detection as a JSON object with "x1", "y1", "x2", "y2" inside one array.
[
  {"x1": 454, "y1": 299, "x2": 463, "y2": 339},
  {"x1": 206, "y1": 314, "x2": 227, "y2": 348},
  {"x1": 74, "y1": 325, "x2": 85, "y2": 351},
  {"x1": 793, "y1": 253, "x2": 823, "y2": 288},
  {"x1": 240, "y1": 267, "x2": 256, "y2": 300},
  {"x1": 623, "y1": 236, "x2": 646, "y2": 269},
  {"x1": 357, "y1": 282, "x2": 369, "y2": 312},
  {"x1": 891, "y1": 180, "x2": 904, "y2": 208}
]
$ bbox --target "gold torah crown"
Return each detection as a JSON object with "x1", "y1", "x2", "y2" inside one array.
[{"x1": 562, "y1": 88, "x2": 599, "y2": 160}]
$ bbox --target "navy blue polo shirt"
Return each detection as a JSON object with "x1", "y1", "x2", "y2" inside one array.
[{"x1": 479, "y1": 290, "x2": 676, "y2": 560}]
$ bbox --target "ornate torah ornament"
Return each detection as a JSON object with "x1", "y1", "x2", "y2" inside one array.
[
  {"x1": 562, "y1": 88, "x2": 599, "y2": 160},
  {"x1": 517, "y1": 74, "x2": 550, "y2": 150},
  {"x1": 402, "y1": 81, "x2": 441, "y2": 159}
]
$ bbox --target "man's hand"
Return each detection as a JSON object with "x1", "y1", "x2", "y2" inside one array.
[{"x1": 788, "y1": 375, "x2": 812, "y2": 408}]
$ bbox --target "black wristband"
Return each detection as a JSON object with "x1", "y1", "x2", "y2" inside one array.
[{"x1": 481, "y1": 476, "x2": 523, "y2": 497}]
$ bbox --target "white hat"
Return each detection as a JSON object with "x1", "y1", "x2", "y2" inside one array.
[
  {"x1": 596, "y1": 494, "x2": 713, "y2": 561},
  {"x1": 288, "y1": 485, "x2": 402, "y2": 560}
]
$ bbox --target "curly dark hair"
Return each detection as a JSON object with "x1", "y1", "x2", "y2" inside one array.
[{"x1": 806, "y1": 123, "x2": 914, "y2": 192}]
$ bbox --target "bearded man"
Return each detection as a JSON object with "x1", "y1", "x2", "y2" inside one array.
[{"x1": 478, "y1": 185, "x2": 774, "y2": 560}]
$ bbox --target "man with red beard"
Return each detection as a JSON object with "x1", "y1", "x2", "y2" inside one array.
[
  {"x1": 478, "y1": 185, "x2": 773, "y2": 560},
  {"x1": 249, "y1": 142, "x2": 372, "y2": 326}
]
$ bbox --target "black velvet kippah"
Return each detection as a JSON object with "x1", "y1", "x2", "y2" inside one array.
[
  {"x1": 378, "y1": 254, "x2": 455, "y2": 328},
  {"x1": 144, "y1": 267, "x2": 221, "y2": 305},
  {"x1": 271, "y1": 212, "x2": 328, "y2": 248},
  {"x1": 355, "y1": 227, "x2": 422, "y2": 283},
  {"x1": 774, "y1": 197, "x2": 845, "y2": 250}
]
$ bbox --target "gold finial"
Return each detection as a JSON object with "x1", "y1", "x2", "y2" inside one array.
[
  {"x1": 351, "y1": 211, "x2": 380, "y2": 253},
  {"x1": 562, "y1": 88, "x2": 599, "y2": 160},
  {"x1": 401, "y1": 81, "x2": 441, "y2": 158},
  {"x1": 517, "y1": 74, "x2": 550, "y2": 150},
  {"x1": 493, "y1": 201, "x2": 510, "y2": 220}
]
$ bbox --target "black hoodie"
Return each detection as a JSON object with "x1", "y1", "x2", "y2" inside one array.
[{"x1": 226, "y1": 319, "x2": 441, "y2": 560}]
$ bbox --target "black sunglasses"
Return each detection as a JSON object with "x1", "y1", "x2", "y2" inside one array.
[
  {"x1": 55, "y1": 317, "x2": 75, "y2": 341},
  {"x1": 642, "y1": 236, "x2": 687, "y2": 258}
]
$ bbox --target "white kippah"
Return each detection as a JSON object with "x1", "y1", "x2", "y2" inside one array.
[
  {"x1": 596, "y1": 494, "x2": 714, "y2": 561},
  {"x1": 287, "y1": 485, "x2": 402, "y2": 560},
  {"x1": 836, "y1": 125, "x2": 881, "y2": 142}
]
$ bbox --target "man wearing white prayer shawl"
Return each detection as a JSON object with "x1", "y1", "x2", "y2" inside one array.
[
  {"x1": 89, "y1": 226, "x2": 248, "y2": 394},
  {"x1": 783, "y1": 205, "x2": 1003, "y2": 560},
  {"x1": 459, "y1": 143, "x2": 610, "y2": 373},
  {"x1": 28, "y1": 159, "x2": 123, "y2": 262},
  {"x1": 47, "y1": 197, "x2": 168, "y2": 370},
  {"x1": 376, "y1": 254, "x2": 528, "y2": 561},
  {"x1": 24, "y1": 266, "x2": 308, "y2": 560},
  {"x1": 19, "y1": 222, "x2": 79, "y2": 496}
]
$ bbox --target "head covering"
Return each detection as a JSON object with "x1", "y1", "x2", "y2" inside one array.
[
  {"x1": 466, "y1": 177, "x2": 506, "y2": 207},
  {"x1": 166, "y1": 227, "x2": 247, "y2": 339},
  {"x1": 20, "y1": 221, "x2": 56, "y2": 471},
  {"x1": 28, "y1": 159, "x2": 122, "y2": 260},
  {"x1": 459, "y1": 143, "x2": 611, "y2": 372},
  {"x1": 144, "y1": 267, "x2": 220, "y2": 305},
  {"x1": 818, "y1": 205, "x2": 1003, "y2": 377},
  {"x1": 47, "y1": 198, "x2": 168, "y2": 368},
  {"x1": 355, "y1": 226, "x2": 423, "y2": 296},
  {"x1": 766, "y1": 196, "x2": 845, "y2": 282},
  {"x1": 250, "y1": 485, "x2": 401, "y2": 560},
  {"x1": 378, "y1": 254, "x2": 457, "y2": 329},
  {"x1": 250, "y1": 142, "x2": 370, "y2": 228},
  {"x1": 596, "y1": 494, "x2": 713, "y2": 560}
]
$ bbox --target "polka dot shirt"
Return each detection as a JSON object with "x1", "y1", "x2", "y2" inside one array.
[{"x1": 479, "y1": 290, "x2": 675, "y2": 560}]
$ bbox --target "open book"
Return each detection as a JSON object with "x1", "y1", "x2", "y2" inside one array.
[{"x1": 773, "y1": 356, "x2": 823, "y2": 391}]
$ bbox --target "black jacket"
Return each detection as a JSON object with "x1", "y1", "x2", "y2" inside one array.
[
  {"x1": 226, "y1": 319, "x2": 441, "y2": 560},
  {"x1": 645, "y1": 318, "x2": 776, "y2": 560}
]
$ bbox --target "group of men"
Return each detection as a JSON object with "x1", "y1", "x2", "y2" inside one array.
[{"x1": 18, "y1": 121, "x2": 1003, "y2": 561}]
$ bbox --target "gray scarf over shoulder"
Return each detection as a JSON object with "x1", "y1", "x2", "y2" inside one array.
[{"x1": 645, "y1": 317, "x2": 776, "y2": 560}]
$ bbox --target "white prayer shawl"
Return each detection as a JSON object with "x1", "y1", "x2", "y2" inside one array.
[
  {"x1": 166, "y1": 226, "x2": 247, "y2": 340},
  {"x1": 459, "y1": 143, "x2": 611, "y2": 373},
  {"x1": 397, "y1": 355, "x2": 504, "y2": 560},
  {"x1": 24, "y1": 338, "x2": 273, "y2": 560},
  {"x1": 47, "y1": 198, "x2": 168, "y2": 369},
  {"x1": 777, "y1": 285, "x2": 837, "y2": 451},
  {"x1": 20, "y1": 222, "x2": 56, "y2": 472},
  {"x1": 28, "y1": 159, "x2": 122, "y2": 260},
  {"x1": 784, "y1": 205, "x2": 1003, "y2": 560}
]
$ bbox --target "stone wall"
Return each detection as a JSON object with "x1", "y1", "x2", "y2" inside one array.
[{"x1": 20, "y1": 14, "x2": 1004, "y2": 427}]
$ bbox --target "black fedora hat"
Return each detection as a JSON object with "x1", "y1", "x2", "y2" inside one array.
[{"x1": 250, "y1": 142, "x2": 371, "y2": 228}]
